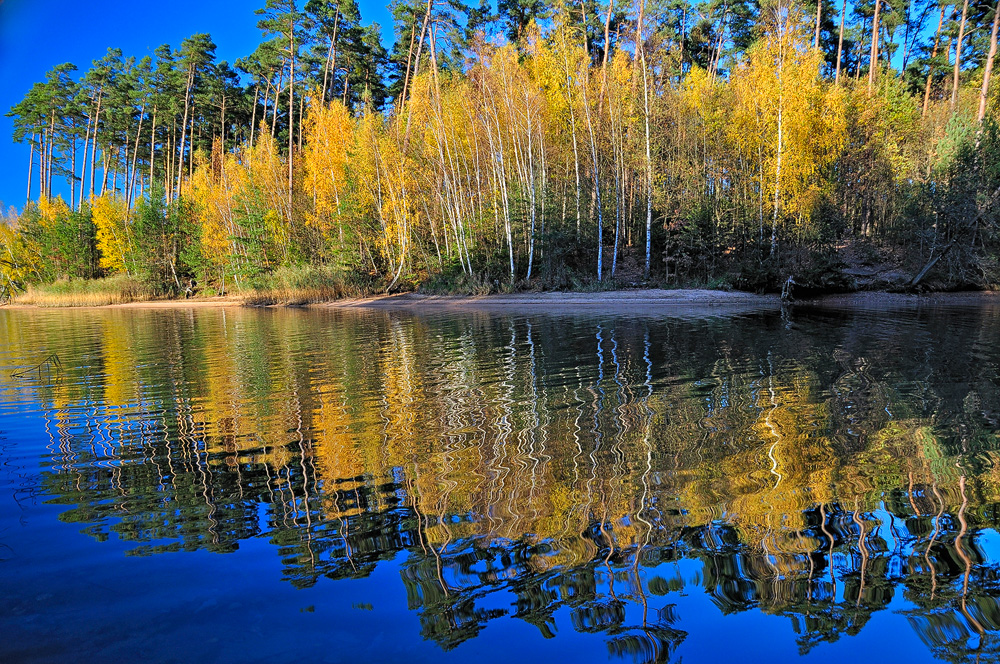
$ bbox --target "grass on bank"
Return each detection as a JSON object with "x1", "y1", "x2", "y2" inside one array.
[
  {"x1": 7, "y1": 266, "x2": 373, "y2": 307},
  {"x1": 13, "y1": 275, "x2": 155, "y2": 307},
  {"x1": 241, "y1": 265, "x2": 375, "y2": 305}
]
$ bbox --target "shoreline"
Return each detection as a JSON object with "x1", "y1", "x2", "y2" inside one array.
[{"x1": 4, "y1": 288, "x2": 1000, "y2": 313}]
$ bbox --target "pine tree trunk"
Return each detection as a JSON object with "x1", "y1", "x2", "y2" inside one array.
[
  {"x1": 272, "y1": 69, "x2": 283, "y2": 138},
  {"x1": 26, "y1": 135, "x2": 34, "y2": 205},
  {"x1": 89, "y1": 89, "x2": 103, "y2": 200},
  {"x1": 101, "y1": 150, "x2": 109, "y2": 196},
  {"x1": 324, "y1": 9, "x2": 340, "y2": 102},
  {"x1": 249, "y1": 85, "x2": 258, "y2": 145},
  {"x1": 47, "y1": 111, "x2": 56, "y2": 199},
  {"x1": 79, "y1": 111, "x2": 92, "y2": 207},
  {"x1": 978, "y1": 0, "x2": 1000, "y2": 123},
  {"x1": 923, "y1": 6, "x2": 946, "y2": 117},
  {"x1": 288, "y1": 7, "x2": 295, "y2": 219},
  {"x1": 38, "y1": 133, "x2": 45, "y2": 200},
  {"x1": 399, "y1": 23, "x2": 416, "y2": 110},
  {"x1": 868, "y1": 0, "x2": 882, "y2": 91},
  {"x1": 814, "y1": 0, "x2": 822, "y2": 49},
  {"x1": 70, "y1": 135, "x2": 76, "y2": 210},
  {"x1": 148, "y1": 107, "x2": 158, "y2": 193},
  {"x1": 952, "y1": 0, "x2": 970, "y2": 109},
  {"x1": 835, "y1": 0, "x2": 846, "y2": 83},
  {"x1": 127, "y1": 105, "x2": 145, "y2": 207},
  {"x1": 176, "y1": 64, "x2": 195, "y2": 198},
  {"x1": 403, "y1": 0, "x2": 433, "y2": 148}
]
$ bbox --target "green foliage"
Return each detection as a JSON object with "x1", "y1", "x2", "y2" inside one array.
[
  {"x1": 128, "y1": 183, "x2": 197, "y2": 294},
  {"x1": 243, "y1": 263, "x2": 374, "y2": 304},
  {"x1": 17, "y1": 200, "x2": 97, "y2": 283}
]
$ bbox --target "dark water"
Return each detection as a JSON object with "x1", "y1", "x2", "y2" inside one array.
[{"x1": 1, "y1": 302, "x2": 999, "y2": 663}]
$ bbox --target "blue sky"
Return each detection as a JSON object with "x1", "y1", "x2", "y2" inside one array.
[{"x1": 0, "y1": 0, "x2": 394, "y2": 212}]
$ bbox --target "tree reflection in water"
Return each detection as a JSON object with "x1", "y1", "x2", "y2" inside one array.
[{"x1": 3, "y1": 303, "x2": 1000, "y2": 662}]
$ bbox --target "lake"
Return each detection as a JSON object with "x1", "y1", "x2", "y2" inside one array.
[{"x1": 1, "y1": 301, "x2": 999, "y2": 663}]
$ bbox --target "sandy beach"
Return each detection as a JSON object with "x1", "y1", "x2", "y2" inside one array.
[{"x1": 6, "y1": 288, "x2": 1000, "y2": 313}]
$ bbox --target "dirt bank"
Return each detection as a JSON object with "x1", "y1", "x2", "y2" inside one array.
[
  {"x1": 320, "y1": 289, "x2": 781, "y2": 316},
  {"x1": 6, "y1": 289, "x2": 998, "y2": 314},
  {"x1": 4, "y1": 297, "x2": 244, "y2": 310}
]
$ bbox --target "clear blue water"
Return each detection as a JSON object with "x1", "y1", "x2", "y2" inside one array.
[{"x1": 1, "y1": 302, "x2": 999, "y2": 663}]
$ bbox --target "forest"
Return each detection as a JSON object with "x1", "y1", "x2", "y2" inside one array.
[{"x1": 2, "y1": 0, "x2": 1000, "y2": 302}]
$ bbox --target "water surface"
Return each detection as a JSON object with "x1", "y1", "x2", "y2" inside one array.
[{"x1": 1, "y1": 302, "x2": 999, "y2": 663}]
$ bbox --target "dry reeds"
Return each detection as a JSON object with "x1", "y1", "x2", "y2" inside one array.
[
  {"x1": 241, "y1": 265, "x2": 372, "y2": 306},
  {"x1": 12, "y1": 275, "x2": 154, "y2": 307}
]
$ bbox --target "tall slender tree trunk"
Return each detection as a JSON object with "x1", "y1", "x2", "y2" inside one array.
[
  {"x1": 773, "y1": 20, "x2": 785, "y2": 257},
  {"x1": 923, "y1": 6, "x2": 946, "y2": 117},
  {"x1": 38, "y1": 133, "x2": 45, "y2": 200},
  {"x1": 79, "y1": 111, "x2": 92, "y2": 207},
  {"x1": 166, "y1": 119, "x2": 175, "y2": 202},
  {"x1": 525, "y1": 91, "x2": 536, "y2": 280},
  {"x1": 868, "y1": 0, "x2": 882, "y2": 91},
  {"x1": 581, "y1": 72, "x2": 603, "y2": 281},
  {"x1": 89, "y1": 89, "x2": 103, "y2": 200},
  {"x1": 814, "y1": 0, "x2": 823, "y2": 49},
  {"x1": 100, "y1": 150, "x2": 109, "y2": 196},
  {"x1": 709, "y1": 13, "x2": 728, "y2": 79},
  {"x1": 176, "y1": 64, "x2": 195, "y2": 198},
  {"x1": 561, "y1": 41, "x2": 583, "y2": 238},
  {"x1": 978, "y1": 0, "x2": 1000, "y2": 123},
  {"x1": 112, "y1": 146, "x2": 119, "y2": 194},
  {"x1": 262, "y1": 78, "x2": 272, "y2": 138},
  {"x1": 47, "y1": 112, "x2": 56, "y2": 199},
  {"x1": 403, "y1": 0, "x2": 433, "y2": 149},
  {"x1": 70, "y1": 135, "x2": 77, "y2": 210},
  {"x1": 26, "y1": 136, "x2": 34, "y2": 205},
  {"x1": 288, "y1": 7, "x2": 295, "y2": 218},
  {"x1": 128, "y1": 104, "x2": 145, "y2": 207},
  {"x1": 952, "y1": 0, "x2": 970, "y2": 109},
  {"x1": 148, "y1": 107, "x2": 158, "y2": 193},
  {"x1": 638, "y1": 0, "x2": 654, "y2": 279},
  {"x1": 271, "y1": 70, "x2": 283, "y2": 137},
  {"x1": 600, "y1": 1, "x2": 614, "y2": 99},
  {"x1": 323, "y1": 9, "x2": 340, "y2": 102},
  {"x1": 399, "y1": 23, "x2": 417, "y2": 111},
  {"x1": 855, "y1": 17, "x2": 868, "y2": 80},
  {"x1": 249, "y1": 85, "x2": 259, "y2": 145},
  {"x1": 298, "y1": 90, "x2": 304, "y2": 150},
  {"x1": 835, "y1": 0, "x2": 846, "y2": 83}
]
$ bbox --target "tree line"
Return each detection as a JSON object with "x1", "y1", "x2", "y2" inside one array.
[{"x1": 3, "y1": 0, "x2": 1000, "y2": 298}]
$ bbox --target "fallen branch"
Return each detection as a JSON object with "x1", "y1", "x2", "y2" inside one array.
[
  {"x1": 910, "y1": 242, "x2": 954, "y2": 289},
  {"x1": 11, "y1": 354, "x2": 61, "y2": 379}
]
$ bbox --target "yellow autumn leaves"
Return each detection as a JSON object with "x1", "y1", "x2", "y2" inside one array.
[{"x1": 1, "y1": 6, "x2": 920, "y2": 295}]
